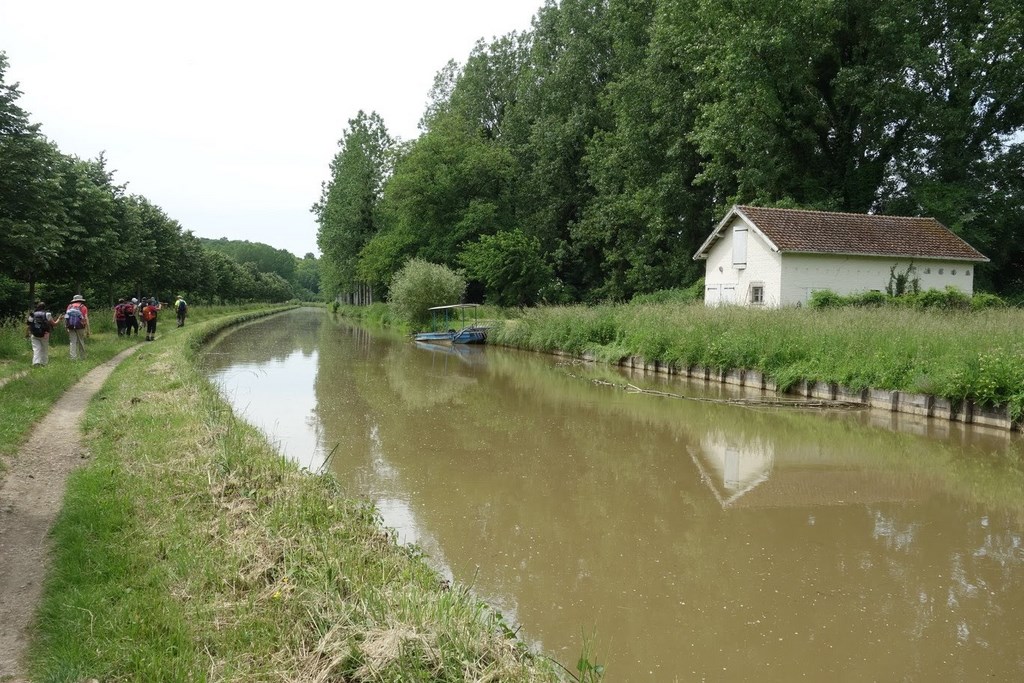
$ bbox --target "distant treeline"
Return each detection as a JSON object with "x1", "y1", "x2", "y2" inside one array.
[
  {"x1": 315, "y1": 0, "x2": 1024, "y2": 306},
  {"x1": 0, "y1": 53, "x2": 320, "y2": 318},
  {"x1": 198, "y1": 238, "x2": 321, "y2": 301}
]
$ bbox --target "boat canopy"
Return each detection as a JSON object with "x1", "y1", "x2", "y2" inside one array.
[{"x1": 427, "y1": 304, "x2": 480, "y2": 311}]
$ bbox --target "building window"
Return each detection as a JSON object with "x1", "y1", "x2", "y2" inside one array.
[
  {"x1": 939, "y1": 268, "x2": 944, "y2": 274},
  {"x1": 951, "y1": 268, "x2": 957, "y2": 275},
  {"x1": 751, "y1": 285, "x2": 764, "y2": 305},
  {"x1": 733, "y1": 226, "x2": 748, "y2": 268},
  {"x1": 966, "y1": 269, "x2": 971, "y2": 276},
  {"x1": 923, "y1": 267, "x2": 931, "y2": 274}
]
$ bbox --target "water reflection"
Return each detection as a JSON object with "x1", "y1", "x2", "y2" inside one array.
[
  {"x1": 204, "y1": 312, "x2": 325, "y2": 471},
  {"x1": 204, "y1": 309, "x2": 1024, "y2": 680}
]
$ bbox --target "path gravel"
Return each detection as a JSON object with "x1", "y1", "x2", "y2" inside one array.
[{"x1": 0, "y1": 347, "x2": 139, "y2": 681}]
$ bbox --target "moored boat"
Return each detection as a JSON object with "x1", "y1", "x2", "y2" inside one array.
[{"x1": 412, "y1": 304, "x2": 488, "y2": 345}]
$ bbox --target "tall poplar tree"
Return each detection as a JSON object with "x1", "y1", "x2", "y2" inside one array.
[
  {"x1": 314, "y1": 111, "x2": 393, "y2": 299},
  {"x1": 504, "y1": 0, "x2": 617, "y2": 300}
]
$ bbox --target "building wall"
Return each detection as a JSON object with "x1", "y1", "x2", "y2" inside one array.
[
  {"x1": 700, "y1": 216, "x2": 979, "y2": 307},
  {"x1": 779, "y1": 254, "x2": 976, "y2": 305},
  {"x1": 703, "y1": 216, "x2": 782, "y2": 306}
]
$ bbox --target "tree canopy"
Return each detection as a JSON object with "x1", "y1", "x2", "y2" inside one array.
[{"x1": 314, "y1": 0, "x2": 1024, "y2": 305}]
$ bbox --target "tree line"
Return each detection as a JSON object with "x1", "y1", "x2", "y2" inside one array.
[
  {"x1": 0, "y1": 52, "x2": 320, "y2": 319},
  {"x1": 315, "y1": 0, "x2": 1024, "y2": 307}
]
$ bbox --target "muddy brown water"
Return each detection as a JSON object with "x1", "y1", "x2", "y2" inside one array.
[{"x1": 203, "y1": 309, "x2": 1024, "y2": 681}]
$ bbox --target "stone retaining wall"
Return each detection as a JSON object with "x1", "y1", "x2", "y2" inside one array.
[{"x1": 608, "y1": 355, "x2": 1019, "y2": 432}]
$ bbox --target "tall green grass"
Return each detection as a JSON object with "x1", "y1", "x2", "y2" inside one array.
[{"x1": 489, "y1": 303, "x2": 1024, "y2": 418}]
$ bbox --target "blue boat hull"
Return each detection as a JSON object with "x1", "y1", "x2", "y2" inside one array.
[
  {"x1": 413, "y1": 326, "x2": 487, "y2": 344},
  {"x1": 413, "y1": 331, "x2": 456, "y2": 342}
]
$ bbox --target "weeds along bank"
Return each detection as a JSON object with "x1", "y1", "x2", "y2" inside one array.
[
  {"x1": 30, "y1": 307, "x2": 561, "y2": 681},
  {"x1": 486, "y1": 303, "x2": 1024, "y2": 421}
]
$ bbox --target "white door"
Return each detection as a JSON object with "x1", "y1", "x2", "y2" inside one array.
[{"x1": 705, "y1": 285, "x2": 721, "y2": 306}]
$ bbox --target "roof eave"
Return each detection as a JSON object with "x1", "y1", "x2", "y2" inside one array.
[{"x1": 779, "y1": 249, "x2": 990, "y2": 263}]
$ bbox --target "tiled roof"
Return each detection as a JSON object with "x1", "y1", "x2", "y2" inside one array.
[{"x1": 733, "y1": 205, "x2": 989, "y2": 262}]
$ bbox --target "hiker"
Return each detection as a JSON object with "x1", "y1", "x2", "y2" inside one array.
[
  {"x1": 65, "y1": 294, "x2": 90, "y2": 360},
  {"x1": 174, "y1": 295, "x2": 188, "y2": 327},
  {"x1": 25, "y1": 301, "x2": 60, "y2": 367},
  {"x1": 114, "y1": 298, "x2": 127, "y2": 336},
  {"x1": 124, "y1": 297, "x2": 140, "y2": 336},
  {"x1": 142, "y1": 297, "x2": 161, "y2": 341}
]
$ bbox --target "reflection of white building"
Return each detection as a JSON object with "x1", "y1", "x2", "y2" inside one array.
[
  {"x1": 692, "y1": 431, "x2": 775, "y2": 507},
  {"x1": 689, "y1": 432, "x2": 929, "y2": 509}
]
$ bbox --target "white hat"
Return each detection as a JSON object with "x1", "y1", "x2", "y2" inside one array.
[
  {"x1": 71, "y1": 294, "x2": 85, "y2": 302},
  {"x1": 131, "y1": 298, "x2": 138, "y2": 303}
]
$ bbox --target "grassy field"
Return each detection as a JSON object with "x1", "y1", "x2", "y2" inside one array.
[
  {"x1": 28, "y1": 307, "x2": 563, "y2": 682},
  {"x1": 485, "y1": 303, "x2": 1024, "y2": 419}
]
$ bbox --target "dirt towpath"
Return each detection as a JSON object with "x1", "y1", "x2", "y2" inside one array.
[{"x1": 0, "y1": 347, "x2": 139, "y2": 681}]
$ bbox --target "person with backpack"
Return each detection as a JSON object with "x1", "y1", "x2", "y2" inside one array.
[
  {"x1": 124, "y1": 297, "x2": 139, "y2": 336},
  {"x1": 65, "y1": 294, "x2": 90, "y2": 360},
  {"x1": 114, "y1": 298, "x2": 127, "y2": 336},
  {"x1": 174, "y1": 295, "x2": 188, "y2": 327},
  {"x1": 25, "y1": 301, "x2": 60, "y2": 367},
  {"x1": 142, "y1": 297, "x2": 161, "y2": 341}
]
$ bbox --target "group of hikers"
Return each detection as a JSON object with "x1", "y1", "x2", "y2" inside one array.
[{"x1": 25, "y1": 294, "x2": 189, "y2": 367}]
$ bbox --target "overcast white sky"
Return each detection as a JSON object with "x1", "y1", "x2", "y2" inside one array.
[{"x1": 0, "y1": 0, "x2": 543, "y2": 257}]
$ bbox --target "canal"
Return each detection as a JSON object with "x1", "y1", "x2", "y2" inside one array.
[{"x1": 204, "y1": 308, "x2": 1024, "y2": 680}]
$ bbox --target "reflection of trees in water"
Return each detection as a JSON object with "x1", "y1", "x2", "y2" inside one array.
[
  {"x1": 314, "y1": 319, "x2": 1024, "y2": 526},
  {"x1": 382, "y1": 345, "x2": 477, "y2": 410},
  {"x1": 311, "y1": 320, "x2": 380, "y2": 481},
  {"x1": 205, "y1": 309, "x2": 323, "y2": 369}
]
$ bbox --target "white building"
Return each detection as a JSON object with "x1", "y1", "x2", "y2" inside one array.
[{"x1": 693, "y1": 205, "x2": 989, "y2": 307}]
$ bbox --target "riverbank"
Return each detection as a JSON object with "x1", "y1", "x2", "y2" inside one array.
[
  {"x1": 0, "y1": 304, "x2": 279, "y2": 477},
  {"x1": 25, "y1": 307, "x2": 561, "y2": 681},
  {"x1": 337, "y1": 301, "x2": 1024, "y2": 428}
]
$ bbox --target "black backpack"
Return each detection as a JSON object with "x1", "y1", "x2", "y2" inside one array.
[{"x1": 29, "y1": 311, "x2": 50, "y2": 338}]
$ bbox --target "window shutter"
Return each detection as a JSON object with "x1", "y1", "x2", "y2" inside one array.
[{"x1": 733, "y1": 227, "x2": 747, "y2": 267}]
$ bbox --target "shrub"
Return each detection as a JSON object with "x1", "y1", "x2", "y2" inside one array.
[
  {"x1": 808, "y1": 289, "x2": 844, "y2": 309},
  {"x1": 846, "y1": 291, "x2": 889, "y2": 307},
  {"x1": 388, "y1": 259, "x2": 467, "y2": 328},
  {"x1": 913, "y1": 287, "x2": 971, "y2": 311},
  {"x1": 971, "y1": 292, "x2": 1006, "y2": 310}
]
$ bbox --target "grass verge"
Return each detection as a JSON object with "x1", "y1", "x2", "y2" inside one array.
[{"x1": 29, "y1": 307, "x2": 561, "y2": 681}]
